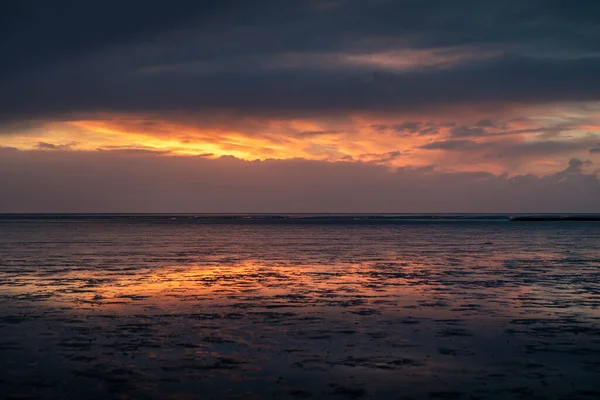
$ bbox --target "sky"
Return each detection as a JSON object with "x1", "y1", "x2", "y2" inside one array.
[{"x1": 1, "y1": 0, "x2": 600, "y2": 212}]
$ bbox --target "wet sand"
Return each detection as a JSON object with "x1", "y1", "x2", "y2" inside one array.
[{"x1": 1, "y1": 218, "x2": 599, "y2": 399}]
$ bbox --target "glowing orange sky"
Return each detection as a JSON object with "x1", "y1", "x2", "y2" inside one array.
[{"x1": 2, "y1": 102, "x2": 599, "y2": 176}]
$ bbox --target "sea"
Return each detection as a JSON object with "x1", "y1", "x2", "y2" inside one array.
[{"x1": 1, "y1": 214, "x2": 599, "y2": 399}]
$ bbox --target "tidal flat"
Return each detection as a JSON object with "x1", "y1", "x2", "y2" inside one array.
[{"x1": 1, "y1": 216, "x2": 599, "y2": 399}]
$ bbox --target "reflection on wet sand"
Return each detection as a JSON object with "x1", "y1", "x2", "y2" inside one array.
[{"x1": 1, "y1": 221, "x2": 600, "y2": 399}]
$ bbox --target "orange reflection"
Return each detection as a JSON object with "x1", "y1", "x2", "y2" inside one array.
[{"x1": 4, "y1": 261, "x2": 447, "y2": 315}]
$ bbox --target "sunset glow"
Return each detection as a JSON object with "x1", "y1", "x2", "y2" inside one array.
[
  {"x1": 1, "y1": 0, "x2": 600, "y2": 212},
  {"x1": 3, "y1": 105, "x2": 599, "y2": 176}
]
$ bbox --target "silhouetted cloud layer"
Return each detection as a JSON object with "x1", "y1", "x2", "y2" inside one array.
[
  {"x1": 1, "y1": 149, "x2": 598, "y2": 213},
  {"x1": 2, "y1": 1, "x2": 600, "y2": 120}
]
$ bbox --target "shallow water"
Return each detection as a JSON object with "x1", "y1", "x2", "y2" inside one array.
[{"x1": 1, "y1": 217, "x2": 600, "y2": 399}]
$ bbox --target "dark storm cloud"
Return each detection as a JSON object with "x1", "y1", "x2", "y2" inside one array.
[
  {"x1": 6, "y1": 0, "x2": 598, "y2": 66},
  {"x1": 2, "y1": 0, "x2": 600, "y2": 122},
  {"x1": 0, "y1": 0, "x2": 243, "y2": 75},
  {"x1": 1, "y1": 149, "x2": 598, "y2": 213},
  {"x1": 3, "y1": 54, "x2": 600, "y2": 123}
]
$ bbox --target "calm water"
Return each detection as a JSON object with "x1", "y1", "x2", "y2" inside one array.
[{"x1": 1, "y1": 216, "x2": 600, "y2": 399}]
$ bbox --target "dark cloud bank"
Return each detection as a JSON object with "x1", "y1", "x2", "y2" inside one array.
[
  {"x1": 1, "y1": 149, "x2": 598, "y2": 213},
  {"x1": 2, "y1": 0, "x2": 600, "y2": 121}
]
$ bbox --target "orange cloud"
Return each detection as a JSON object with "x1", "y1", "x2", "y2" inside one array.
[{"x1": 2, "y1": 103, "x2": 599, "y2": 176}]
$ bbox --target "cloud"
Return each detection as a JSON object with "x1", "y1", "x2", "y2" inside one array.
[
  {"x1": 35, "y1": 141, "x2": 78, "y2": 151},
  {"x1": 417, "y1": 135, "x2": 600, "y2": 173},
  {"x1": 420, "y1": 137, "x2": 599, "y2": 156},
  {"x1": 5, "y1": 0, "x2": 600, "y2": 74},
  {"x1": 4, "y1": 54, "x2": 600, "y2": 123},
  {"x1": 359, "y1": 150, "x2": 403, "y2": 163},
  {"x1": 475, "y1": 119, "x2": 496, "y2": 128},
  {"x1": 1, "y1": 149, "x2": 598, "y2": 213},
  {"x1": 295, "y1": 130, "x2": 342, "y2": 138},
  {"x1": 2, "y1": 0, "x2": 600, "y2": 186},
  {"x1": 0, "y1": 1, "x2": 241, "y2": 76},
  {"x1": 391, "y1": 122, "x2": 422, "y2": 133},
  {"x1": 3, "y1": 1, "x2": 600, "y2": 123},
  {"x1": 371, "y1": 122, "x2": 423, "y2": 136},
  {"x1": 450, "y1": 126, "x2": 487, "y2": 138},
  {"x1": 420, "y1": 139, "x2": 476, "y2": 150}
]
